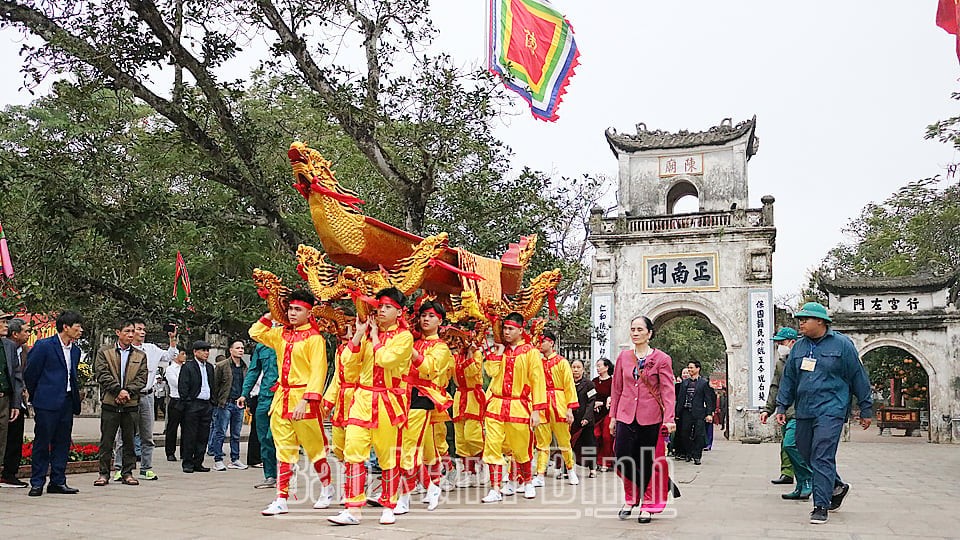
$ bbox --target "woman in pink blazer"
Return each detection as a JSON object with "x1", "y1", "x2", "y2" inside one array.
[{"x1": 609, "y1": 315, "x2": 677, "y2": 523}]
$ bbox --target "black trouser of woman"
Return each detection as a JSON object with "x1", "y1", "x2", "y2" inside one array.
[
  {"x1": 571, "y1": 425, "x2": 597, "y2": 470},
  {"x1": 246, "y1": 395, "x2": 261, "y2": 466},
  {"x1": 614, "y1": 421, "x2": 660, "y2": 506}
]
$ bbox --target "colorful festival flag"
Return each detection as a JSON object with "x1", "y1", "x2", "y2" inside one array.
[
  {"x1": 937, "y1": 0, "x2": 960, "y2": 64},
  {"x1": 173, "y1": 251, "x2": 193, "y2": 309},
  {"x1": 0, "y1": 219, "x2": 14, "y2": 279},
  {"x1": 488, "y1": 0, "x2": 580, "y2": 122}
]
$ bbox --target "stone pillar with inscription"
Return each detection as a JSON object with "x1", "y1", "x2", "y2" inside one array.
[{"x1": 590, "y1": 117, "x2": 779, "y2": 441}]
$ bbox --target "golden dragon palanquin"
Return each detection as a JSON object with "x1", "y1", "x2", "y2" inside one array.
[
  {"x1": 287, "y1": 141, "x2": 537, "y2": 297},
  {"x1": 251, "y1": 143, "x2": 561, "y2": 343}
]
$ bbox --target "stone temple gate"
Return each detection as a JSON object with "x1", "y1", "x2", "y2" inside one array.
[
  {"x1": 820, "y1": 273, "x2": 960, "y2": 443},
  {"x1": 588, "y1": 117, "x2": 779, "y2": 440}
]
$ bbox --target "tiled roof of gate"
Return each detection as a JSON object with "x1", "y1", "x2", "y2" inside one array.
[
  {"x1": 819, "y1": 273, "x2": 957, "y2": 294},
  {"x1": 605, "y1": 116, "x2": 758, "y2": 157}
]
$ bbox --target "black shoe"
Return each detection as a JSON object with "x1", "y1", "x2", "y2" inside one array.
[
  {"x1": 167, "y1": 455, "x2": 177, "y2": 462},
  {"x1": 829, "y1": 482, "x2": 849, "y2": 510},
  {"x1": 28, "y1": 486, "x2": 43, "y2": 497},
  {"x1": 810, "y1": 506, "x2": 828, "y2": 524},
  {"x1": 182, "y1": 466, "x2": 194, "y2": 474},
  {"x1": 194, "y1": 465, "x2": 211, "y2": 472},
  {"x1": 618, "y1": 505, "x2": 634, "y2": 520},
  {"x1": 685, "y1": 456, "x2": 692, "y2": 462},
  {"x1": 781, "y1": 489, "x2": 811, "y2": 500},
  {"x1": 47, "y1": 484, "x2": 79, "y2": 494},
  {"x1": 693, "y1": 458, "x2": 701, "y2": 465},
  {"x1": 637, "y1": 511, "x2": 652, "y2": 524},
  {"x1": 771, "y1": 474, "x2": 794, "y2": 485},
  {"x1": 1, "y1": 477, "x2": 28, "y2": 488}
]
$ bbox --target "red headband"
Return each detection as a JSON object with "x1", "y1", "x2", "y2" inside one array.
[
  {"x1": 289, "y1": 300, "x2": 313, "y2": 310},
  {"x1": 421, "y1": 307, "x2": 440, "y2": 318},
  {"x1": 502, "y1": 319, "x2": 524, "y2": 329},
  {"x1": 379, "y1": 296, "x2": 401, "y2": 309},
  {"x1": 541, "y1": 336, "x2": 554, "y2": 344}
]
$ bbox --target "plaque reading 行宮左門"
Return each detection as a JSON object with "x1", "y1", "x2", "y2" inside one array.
[{"x1": 642, "y1": 253, "x2": 719, "y2": 292}]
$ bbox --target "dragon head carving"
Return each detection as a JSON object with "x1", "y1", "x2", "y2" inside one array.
[{"x1": 252, "y1": 268, "x2": 291, "y2": 326}]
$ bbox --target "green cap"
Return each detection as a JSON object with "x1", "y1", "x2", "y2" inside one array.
[
  {"x1": 772, "y1": 327, "x2": 798, "y2": 341},
  {"x1": 794, "y1": 302, "x2": 831, "y2": 322}
]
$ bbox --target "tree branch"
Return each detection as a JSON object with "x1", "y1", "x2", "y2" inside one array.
[
  {"x1": 0, "y1": 0, "x2": 303, "y2": 252},
  {"x1": 127, "y1": 0, "x2": 263, "y2": 184},
  {"x1": 254, "y1": 1, "x2": 416, "y2": 201}
]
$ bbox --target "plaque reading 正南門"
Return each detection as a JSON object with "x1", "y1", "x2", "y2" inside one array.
[{"x1": 642, "y1": 253, "x2": 719, "y2": 292}]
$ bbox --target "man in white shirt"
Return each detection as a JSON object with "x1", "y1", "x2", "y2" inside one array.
[
  {"x1": 163, "y1": 349, "x2": 186, "y2": 461},
  {"x1": 114, "y1": 319, "x2": 177, "y2": 481}
]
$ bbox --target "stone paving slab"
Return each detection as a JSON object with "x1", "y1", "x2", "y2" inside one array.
[{"x1": 1, "y1": 434, "x2": 959, "y2": 539}]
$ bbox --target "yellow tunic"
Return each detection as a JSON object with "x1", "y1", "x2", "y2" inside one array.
[
  {"x1": 540, "y1": 352, "x2": 578, "y2": 422},
  {"x1": 405, "y1": 335, "x2": 454, "y2": 412},
  {"x1": 453, "y1": 350, "x2": 485, "y2": 422},
  {"x1": 248, "y1": 317, "x2": 327, "y2": 419},
  {"x1": 343, "y1": 324, "x2": 413, "y2": 428},
  {"x1": 484, "y1": 342, "x2": 547, "y2": 423}
]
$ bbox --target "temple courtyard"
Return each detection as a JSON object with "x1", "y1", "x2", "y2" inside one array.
[{"x1": 0, "y1": 418, "x2": 957, "y2": 539}]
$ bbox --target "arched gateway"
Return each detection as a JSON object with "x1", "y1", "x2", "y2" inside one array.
[
  {"x1": 819, "y1": 273, "x2": 960, "y2": 443},
  {"x1": 588, "y1": 117, "x2": 780, "y2": 440}
]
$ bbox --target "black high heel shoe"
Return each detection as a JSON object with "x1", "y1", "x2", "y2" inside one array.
[
  {"x1": 618, "y1": 504, "x2": 635, "y2": 520},
  {"x1": 638, "y1": 510, "x2": 652, "y2": 524}
]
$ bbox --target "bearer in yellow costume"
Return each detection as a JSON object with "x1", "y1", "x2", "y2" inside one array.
[
  {"x1": 453, "y1": 344, "x2": 485, "y2": 488},
  {"x1": 248, "y1": 290, "x2": 335, "y2": 516},
  {"x1": 321, "y1": 321, "x2": 358, "y2": 462},
  {"x1": 328, "y1": 287, "x2": 413, "y2": 527},
  {"x1": 532, "y1": 330, "x2": 579, "y2": 487},
  {"x1": 395, "y1": 299, "x2": 453, "y2": 515},
  {"x1": 480, "y1": 312, "x2": 547, "y2": 503},
  {"x1": 426, "y1": 346, "x2": 456, "y2": 492}
]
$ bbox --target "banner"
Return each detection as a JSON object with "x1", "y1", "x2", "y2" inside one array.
[{"x1": 488, "y1": 0, "x2": 580, "y2": 121}]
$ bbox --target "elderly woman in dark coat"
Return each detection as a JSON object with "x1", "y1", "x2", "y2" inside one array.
[{"x1": 569, "y1": 359, "x2": 597, "y2": 477}]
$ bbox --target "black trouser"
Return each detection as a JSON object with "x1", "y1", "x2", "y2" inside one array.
[
  {"x1": 165, "y1": 398, "x2": 184, "y2": 459},
  {"x1": 180, "y1": 400, "x2": 212, "y2": 468},
  {"x1": 679, "y1": 410, "x2": 706, "y2": 460},
  {"x1": 246, "y1": 395, "x2": 261, "y2": 466},
  {"x1": 571, "y1": 424, "x2": 597, "y2": 470},
  {"x1": 1, "y1": 407, "x2": 25, "y2": 480},
  {"x1": 98, "y1": 405, "x2": 138, "y2": 476},
  {"x1": 614, "y1": 421, "x2": 660, "y2": 506}
]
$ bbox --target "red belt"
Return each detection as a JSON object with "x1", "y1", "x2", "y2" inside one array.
[{"x1": 357, "y1": 384, "x2": 405, "y2": 395}]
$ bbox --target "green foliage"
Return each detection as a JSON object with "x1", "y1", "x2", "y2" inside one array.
[
  {"x1": 650, "y1": 316, "x2": 726, "y2": 376},
  {"x1": 0, "y1": 1, "x2": 601, "y2": 341},
  {"x1": 820, "y1": 178, "x2": 960, "y2": 278}
]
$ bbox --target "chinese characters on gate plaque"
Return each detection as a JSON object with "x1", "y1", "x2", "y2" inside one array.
[
  {"x1": 659, "y1": 154, "x2": 703, "y2": 177},
  {"x1": 642, "y1": 253, "x2": 719, "y2": 293},
  {"x1": 840, "y1": 294, "x2": 932, "y2": 313}
]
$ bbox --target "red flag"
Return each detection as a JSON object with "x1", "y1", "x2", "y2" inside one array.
[
  {"x1": 937, "y1": 0, "x2": 960, "y2": 64},
  {"x1": 173, "y1": 251, "x2": 194, "y2": 310}
]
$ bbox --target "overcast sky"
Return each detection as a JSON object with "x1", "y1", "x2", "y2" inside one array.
[{"x1": 1, "y1": 2, "x2": 957, "y2": 302}]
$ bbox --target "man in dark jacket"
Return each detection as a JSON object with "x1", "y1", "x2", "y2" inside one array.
[
  {"x1": 93, "y1": 319, "x2": 148, "y2": 486},
  {"x1": 674, "y1": 361, "x2": 716, "y2": 465},
  {"x1": 178, "y1": 341, "x2": 216, "y2": 473},
  {"x1": 0, "y1": 313, "x2": 24, "y2": 484},
  {"x1": 23, "y1": 311, "x2": 84, "y2": 496},
  {"x1": 1, "y1": 317, "x2": 30, "y2": 487}
]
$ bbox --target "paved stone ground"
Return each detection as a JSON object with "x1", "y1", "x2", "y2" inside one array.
[{"x1": 1, "y1": 425, "x2": 958, "y2": 539}]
